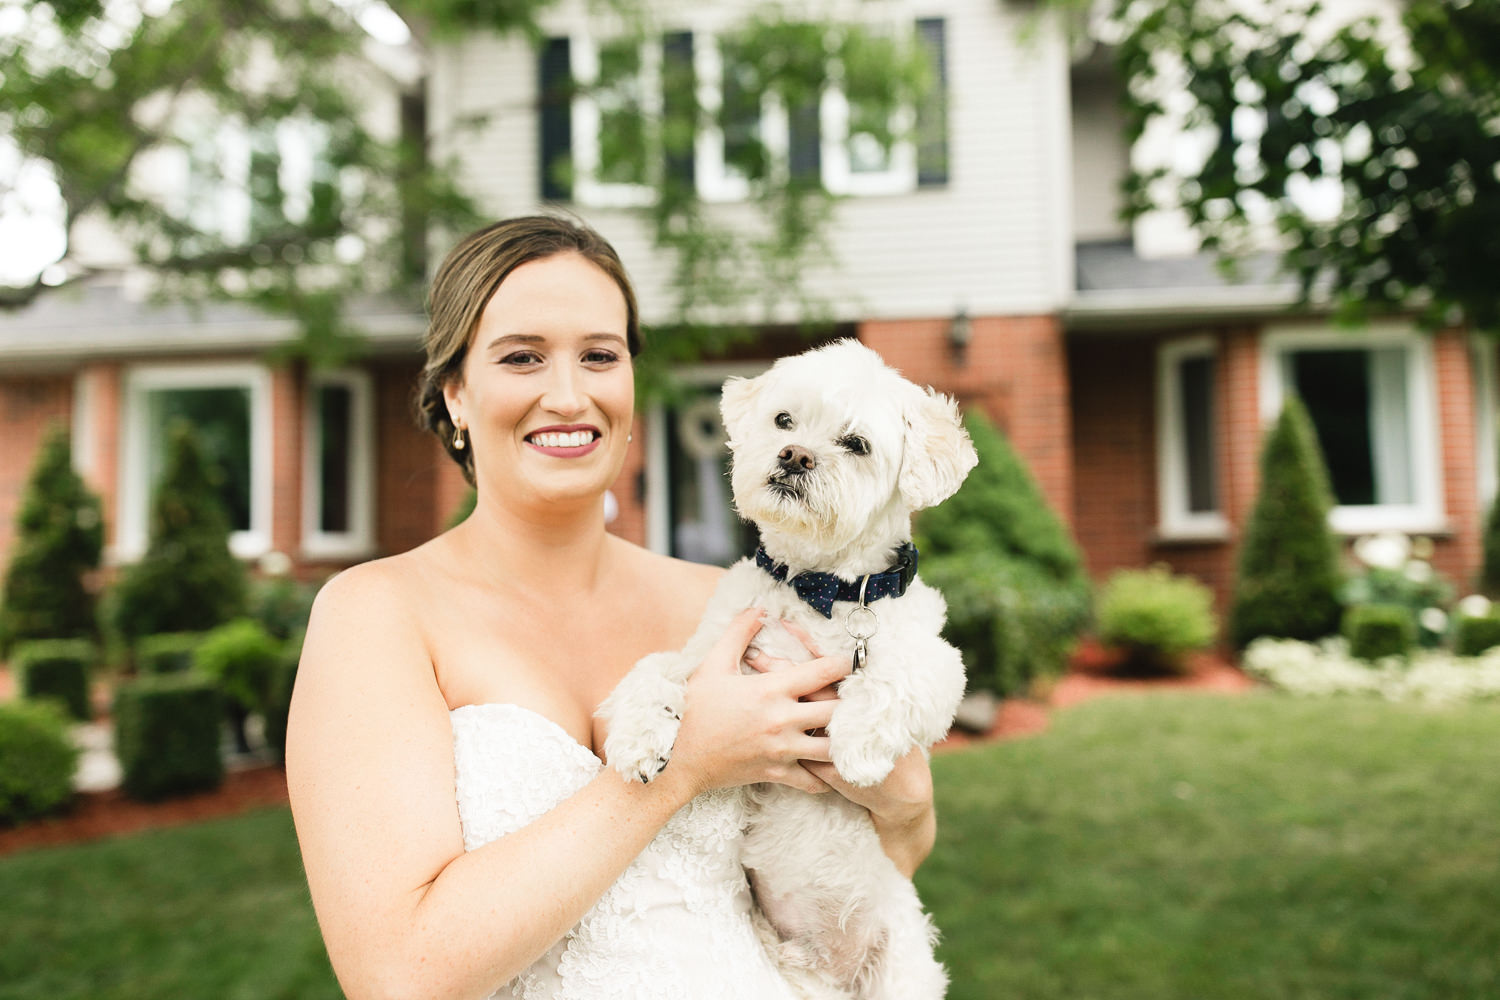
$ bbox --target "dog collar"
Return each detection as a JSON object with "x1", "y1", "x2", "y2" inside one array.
[{"x1": 753, "y1": 542, "x2": 919, "y2": 619}]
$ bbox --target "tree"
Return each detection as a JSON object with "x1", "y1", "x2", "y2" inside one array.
[
  {"x1": 1228, "y1": 397, "x2": 1345, "y2": 648},
  {"x1": 1067, "y1": 0, "x2": 1500, "y2": 332},
  {"x1": 0, "y1": 423, "x2": 104, "y2": 655},
  {"x1": 2, "y1": 1, "x2": 929, "y2": 377},
  {"x1": 108, "y1": 421, "x2": 248, "y2": 643}
]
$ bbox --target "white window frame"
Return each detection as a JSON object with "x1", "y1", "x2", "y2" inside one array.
[
  {"x1": 117, "y1": 362, "x2": 273, "y2": 562},
  {"x1": 692, "y1": 36, "x2": 788, "y2": 203},
  {"x1": 820, "y1": 88, "x2": 917, "y2": 197},
  {"x1": 571, "y1": 31, "x2": 659, "y2": 208},
  {"x1": 1259, "y1": 323, "x2": 1445, "y2": 535},
  {"x1": 301, "y1": 369, "x2": 376, "y2": 560},
  {"x1": 1156, "y1": 336, "x2": 1229, "y2": 540}
]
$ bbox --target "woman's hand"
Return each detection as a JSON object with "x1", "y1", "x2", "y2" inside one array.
[
  {"x1": 746, "y1": 623, "x2": 938, "y2": 877},
  {"x1": 667, "y1": 608, "x2": 853, "y2": 798}
]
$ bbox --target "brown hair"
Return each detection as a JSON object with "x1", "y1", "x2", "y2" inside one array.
[{"x1": 415, "y1": 215, "x2": 642, "y2": 484}]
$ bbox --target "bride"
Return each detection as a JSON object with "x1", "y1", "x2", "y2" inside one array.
[{"x1": 285, "y1": 215, "x2": 936, "y2": 1000}]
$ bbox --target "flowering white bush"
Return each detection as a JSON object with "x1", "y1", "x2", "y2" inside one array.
[{"x1": 1244, "y1": 636, "x2": 1500, "y2": 704}]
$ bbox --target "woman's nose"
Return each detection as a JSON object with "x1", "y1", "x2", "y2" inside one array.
[{"x1": 540, "y1": 363, "x2": 586, "y2": 415}]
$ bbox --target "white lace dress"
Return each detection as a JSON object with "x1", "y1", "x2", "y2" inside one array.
[{"x1": 451, "y1": 703, "x2": 802, "y2": 1000}]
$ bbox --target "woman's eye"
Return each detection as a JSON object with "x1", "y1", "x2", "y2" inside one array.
[
  {"x1": 583, "y1": 349, "x2": 621, "y2": 365},
  {"x1": 839, "y1": 434, "x2": 870, "y2": 456},
  {"x1": 500, "y1": 351, "x2": 542, "y2": 366},
  {"x1": 774, "y1": 412, "x2": 795, "y2": 430}
]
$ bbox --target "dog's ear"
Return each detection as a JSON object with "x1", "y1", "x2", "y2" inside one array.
[
  {"x1": 899, "y1": 388, "x2": 978, "y2": 510},
  {"x1": 719, "y1": 373, "x2": 763, "y2": 445}
]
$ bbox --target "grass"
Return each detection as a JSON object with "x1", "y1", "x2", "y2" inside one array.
[
  {"x1": 1, "y1": 690, "x2": 1497, "y2": 999},
  {"x1": 921, "y1": 690, "x2": 1500, "y2": 999}
]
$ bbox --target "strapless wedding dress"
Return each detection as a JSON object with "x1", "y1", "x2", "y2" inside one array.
[{"x1": 451, "y1": 703, "x2": 802, "y2": 1000}]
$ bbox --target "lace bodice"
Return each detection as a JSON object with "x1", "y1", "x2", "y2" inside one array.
[{"x1": 450, "y1": 704, "x2": 800, "y2": 1000}]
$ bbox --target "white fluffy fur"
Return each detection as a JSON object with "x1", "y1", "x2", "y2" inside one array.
[{"x1": 598, "y1": 340, "x2": 977, "y2": 999}]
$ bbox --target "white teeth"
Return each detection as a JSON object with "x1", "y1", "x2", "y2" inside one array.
[{"x1": 530, "y1": 430, "x2": 595, "y2": 448}]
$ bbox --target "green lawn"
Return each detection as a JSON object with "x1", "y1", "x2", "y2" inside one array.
[
  {"x1": 922, "y1": 691, "x2": 1500, "y2": 1000},
  {"x1": 1, "y1": 690, "x2": 1497, "y2": 999}
]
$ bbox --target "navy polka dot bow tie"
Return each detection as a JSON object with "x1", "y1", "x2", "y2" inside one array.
[{"x1": 754, "y1": 542, "x2": 920, "y2": 619}]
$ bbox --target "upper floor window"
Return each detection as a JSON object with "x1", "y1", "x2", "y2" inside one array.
[
  {"x1": 1156, "y1": 337, "x2": 1226, "y2": 539},
  {"x1": 538, "y1": 17, "x2": 947, "y2": 205},
  {"x1": 1260, "y1": 325, "x2": 1444, "y2": 535}
]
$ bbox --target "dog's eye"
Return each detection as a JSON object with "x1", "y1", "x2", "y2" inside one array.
[
  {"x1": 774, "y1": 412, "x2": 795, "y2": 430},
  {"x1": 839, "y1": 434, "x2": 870, "y2": 456}
]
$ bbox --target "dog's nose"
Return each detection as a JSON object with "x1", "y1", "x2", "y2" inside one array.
[{"x1": 777, "y1": 445, "x2": 816, "y2": 474}]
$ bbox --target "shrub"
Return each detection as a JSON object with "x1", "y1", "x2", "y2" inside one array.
[
  {"x1": 918, "y1": 413, "x2": 1092, "y2": 697},
  {"x1": 1454, "y1": 613, "x2": 1500, "y2": 657},
  {"x1": 248, "y1": 574, "x2": 317, "y2": 642},
  {"x1": 0, "y1": 424, "x2": 104, "y2": 656},
  {"x1": 1342, "y1": 533, "x2": 1453, "y2": 648},
  {"x1": 113, "y1": 673, "x2": 223, "y2": 801},
  {"x1": 13, "y1": 638, "x2": 95, "y2": 720},
  {"x1": 1481, "y1": 491, "x2": 1500, "y2": 597},
  {"x1": 107, "y1": 421, "x2": 248, "y2": 643},
  {"x1": 262, "y1": 630, "x2": 303, "y2": 761},
  {"x1": 1343, "y1": 604, "x2": 1416, "y2": 661},
  {"x1": 1096, "y1": 566, "x2": 1218, "y2": 675},
  {"x1": 135, "y1": 632, "x2": 205, "y2": 675},
  {"x1": 1229, "y1": 397, "x2": 1344, "y2": 648},
  {"x1": 0, "y1": 699, "x2": 79, "y2": 825},
  {"x1": 194, "y1": 618, "x2": 282, "y2": 753}
]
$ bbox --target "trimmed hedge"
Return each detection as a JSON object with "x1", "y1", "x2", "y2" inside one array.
[
  {"x1": 1096, "y1": 566, "x2": 1218, "y2": 675},
  {"x1": 135, "y1": 631, "x2": 205, "y2": 675},
  {"x1": 1344, "y1": 604, "x2": 1416, "y2": 662},
  {"x1": 1454, "y1": 613, "x2": 1500, "y2": 658},
  {"x1": 0, "y1": 699, "x2": 79, "y2": 825},
  {"x1": 13, "y1": 638, "x2": 95, "y2": 721},
  {"x1": 113, "y1": 673, "x2": 224, "y2": 801},
  {"x1": 262, "y1": 630, "x2": 303, "y2": 760}
]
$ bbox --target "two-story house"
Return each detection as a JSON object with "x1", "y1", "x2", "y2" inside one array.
[{"x1": 1, "y1": 0, "x2": 1491, "y2": 619}]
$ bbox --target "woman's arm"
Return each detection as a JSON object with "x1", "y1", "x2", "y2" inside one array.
[{"x1": 287, "y1": 575, "x2": 847, "y2": 1000}]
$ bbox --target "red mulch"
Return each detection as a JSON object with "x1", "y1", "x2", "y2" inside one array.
[
  {"x1": 0, "y1": 643, "x2": 1254, "y2": 855},
  {"x1": 0, "y1": 765, "x2": 290, "y2": 857}
]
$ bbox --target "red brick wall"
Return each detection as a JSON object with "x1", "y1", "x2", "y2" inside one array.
[
  {"x1": 860, "y1": 314, "x2": 1075, "y2": 530},
  {"x1": 270, "y1": 364, "x2": 305, "y2": 560},
  {"x1": 0, "y1": 375, "x2": 74, "y2": 577},
  {"x1": 1433, "y1": 329, "x2": 1481, "y2": 591}
]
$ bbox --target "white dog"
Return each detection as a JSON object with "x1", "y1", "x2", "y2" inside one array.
[{"x1": 599, "y1": 340, "x2": 977, "y2": 999}]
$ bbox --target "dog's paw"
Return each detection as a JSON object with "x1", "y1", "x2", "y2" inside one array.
[
  {"x1": 830, "y1": 738, "x2": 898, "y2": 788},
  {"x1": 604, "y1": 701, "x2": 683, "y2": 784}
]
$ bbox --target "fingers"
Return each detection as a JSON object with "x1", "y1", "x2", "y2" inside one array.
[
  {"x1": 779, "y1": 653, "x2": 853, "y2": 697},
  {"x1": 707, "y1": 607, "x2": 766, "y2": 672},
  {"x1": 780, "y1": 620, "x2": 823, "y2": 658}
]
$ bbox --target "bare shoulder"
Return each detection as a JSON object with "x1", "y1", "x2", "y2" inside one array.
[{"x1": 607, "y1": 537, "x2": 725, "y2": 642}]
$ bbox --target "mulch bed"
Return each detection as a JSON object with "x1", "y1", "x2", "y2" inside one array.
[{"x1": 0, "y1": 645, "x2": 1254, "y2": 856}]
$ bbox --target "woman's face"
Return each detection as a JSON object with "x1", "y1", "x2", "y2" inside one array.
[{"x1": 443, "y1": 251, "x2": 635, "y2": 512}]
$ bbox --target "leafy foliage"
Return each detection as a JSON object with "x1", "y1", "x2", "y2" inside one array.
[
  {"x1": 1342, "y1": 603, "x2": 1415, "y2": 662},
  {"x1": 1065, "y1": 0, "x2": 1500, "y2": 332},
  {"x1": 1096, "y1": 566, "x2": 1217, "y2": 675},
  {"x1": 13, "y1": 638, "x2": 96, "y2": 721},
  {"x1": 1453, "y1": 612, "x2": 1500, "y2": 658},
  {"x1": 0, "y1": 424, "x2": 104, "y2": 655},
  {"x1": 112, "y1": 672, "x2": 224, "y2": 802},
  {"x1": 0, "y1": 699, "x2": 79, "y2": 826},
  {"x1": 1228, "y1": 396, "x2": 1344, "y2": 648},
  {"x1": 108, "y1": 421, "x2": 248, "y2": 642},
  {"x1": 917, "y1": 412, "x2": 1091, "y2": 695}
]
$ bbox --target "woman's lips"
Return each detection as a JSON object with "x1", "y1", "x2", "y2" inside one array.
[{"x1": 525, "y1": 426, "x2": 602, "y2": 457}]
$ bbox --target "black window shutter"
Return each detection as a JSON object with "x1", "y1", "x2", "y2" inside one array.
[
  {"x1": 662, "y1": 31, "x2": 695, "y2": 190},
  {"x1": 538, "y1": 37, "x2": 572, "y2": 202},
  {"x1": 915, "y1": 17, "x2": 949, "y2": 188},
  {"x1": 788, "y1": 98, "x2": 822, "y2": 186}
]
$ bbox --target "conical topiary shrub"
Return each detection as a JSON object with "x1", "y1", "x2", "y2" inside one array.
[
  {"x1": 0, "y1": 424, "x2": 104, "y2": 656},
  {"x1": 916, "y1": 411, "x2": 1091, "y2": 697},
  {"x1": 1228, "y1": 396, "x2": 1344, "y2": 648},
  {"x1": 108, "y1": 420, "x2": 248, "y2": 644}
]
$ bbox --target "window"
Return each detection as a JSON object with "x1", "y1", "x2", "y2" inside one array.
[
  {"x1": 540, "y1": 17, "x2": 947, "y2": 205},
  {"x1": 302, "y1": 370, "x2": 375, "y2": 559},
  {"x1": 1157, "y1": 338, "x2": 1226, "y2": 539},
  {"x1": 119, "y1": 364, "x2": 273, "y2": 561},
  {"x1": 1260, "y1": 326, "x2": 1444, "y2": 534}
]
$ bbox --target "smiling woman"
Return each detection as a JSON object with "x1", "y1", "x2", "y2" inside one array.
[{"x1": 285, "y1": 215, "x2": 937, "y2": 1000}]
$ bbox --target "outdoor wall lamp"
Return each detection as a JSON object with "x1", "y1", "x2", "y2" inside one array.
[{"x1": 948, "y1": 308, "x2": 972, "y2": 365}]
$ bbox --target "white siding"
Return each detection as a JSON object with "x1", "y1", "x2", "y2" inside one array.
[{"x1": 426, "y1": 0, "x2": 1076, "y2": 325}]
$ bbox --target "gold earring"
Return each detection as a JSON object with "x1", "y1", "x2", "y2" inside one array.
[{"x1": 453, "y1": 426, "x2": 466, "y2": 451}]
